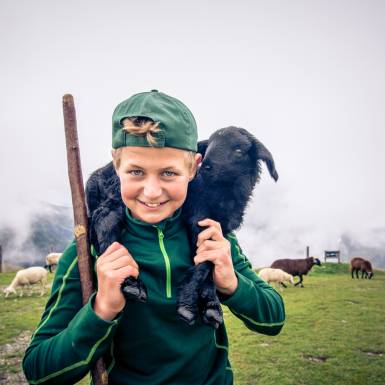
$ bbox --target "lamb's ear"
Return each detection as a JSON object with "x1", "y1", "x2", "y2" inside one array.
[
  {"x1": 197, "y1": 139, "x2": 209, "y2": 158},
  {"x1": 256, "y1": 140, "x2": 279, "y2": 182}
]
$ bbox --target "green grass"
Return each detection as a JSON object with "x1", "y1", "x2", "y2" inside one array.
[{"x1": 1, "y1": 264, "x2": 385, "y2": 385}]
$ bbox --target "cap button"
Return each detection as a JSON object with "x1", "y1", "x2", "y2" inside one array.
[{"x1": 151, "y1": 89, "x2": 158, "y2": 92}]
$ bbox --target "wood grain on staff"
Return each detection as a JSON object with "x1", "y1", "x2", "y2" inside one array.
[{"x1": 63, "y1": 94, "x2": 108, "y2": 385}]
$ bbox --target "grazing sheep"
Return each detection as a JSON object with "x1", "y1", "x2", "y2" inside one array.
[
  {"x1": 350, "y1": 257, "x2": 374, "y2": 279},
  {"x1": 270, "y1": 257, "x2": 321, "y2": 288},
  {"x1": 258, "y1": 268, "x2": 294, "y2": 289},
  {"x1": 3, "y1": 267, "x2": 48, "y2": 297},
  {"x1": 85, "y1": 126, "x2": 278, "y2": 329},
  {"x1": 45, "y1": 252, "x2": 62, "y2": 273}
]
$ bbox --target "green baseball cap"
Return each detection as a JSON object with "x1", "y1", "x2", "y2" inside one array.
[{"x1": 112, "y1": 90, "x2": 198, "y2": 151}]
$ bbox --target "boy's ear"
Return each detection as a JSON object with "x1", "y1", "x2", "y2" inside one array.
[
  {"x1": 197, "y1": 139, "x2": 209, "y2": 158},
  {"x1": 111, "y1": 149, "x2": 119, "y2": 172},
  {"x1": 189, "y1": 153, "x2": 202, "y2": 181}
]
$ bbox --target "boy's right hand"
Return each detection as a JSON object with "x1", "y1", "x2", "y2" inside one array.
[{"x1": 94, "y1": 242, "x2": 139, "y2": 321}]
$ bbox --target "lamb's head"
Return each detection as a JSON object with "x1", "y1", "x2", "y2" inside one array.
[
  {"x1": 198, "y1": 126, "x2": 278, "y2": 185},
  {"x1": 3, "y1": 286, "x2": 16, "y2": 298}
]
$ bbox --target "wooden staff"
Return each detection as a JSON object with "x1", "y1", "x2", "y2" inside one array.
[{"x1": 63, "y1": 94, "x2": 108, "y2": 385}]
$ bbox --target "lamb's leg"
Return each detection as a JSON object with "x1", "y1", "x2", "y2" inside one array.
[
  {"x1": 280, "y1": 282, "x2": 287, "y2": 288},
  {"x1": 356, "y1": 270, "x2": 359, "y2": 279},
  {"x1": 351, "y1": 269, "x2": 354, "y2": 279},
  {"x1": 199, "y1": 272, "x2": 223, "y2": 329},
  {"x1": 91, "y1": 205, "x2": 148, "y2": 303},
  {"x1": 121, "y1": 277, "x2": 147, "y2": 303},
  {"x1": 176, "y1": 222, "x2": 206, "y2": 325},
  {"x1": 177, "y1": 261, "x2": 212, "y2": 325}
]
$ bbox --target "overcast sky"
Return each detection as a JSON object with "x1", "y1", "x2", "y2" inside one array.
[{"x1": 1, "y1": 0, "x2": 385, "y2": 266}]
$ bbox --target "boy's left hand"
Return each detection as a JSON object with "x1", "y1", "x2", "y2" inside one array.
[{"x1": 194, "y1": 219, "x2": 238, "y2": 296}]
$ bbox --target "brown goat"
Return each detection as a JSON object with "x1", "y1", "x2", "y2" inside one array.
[
  {"x1": 350, "y1": 257, "x2": 374, "y2": 279},
  {"x1": 270, "y1": 257, "x2": 321, "y2": 287}
]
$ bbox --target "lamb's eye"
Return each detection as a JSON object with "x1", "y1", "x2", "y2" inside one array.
[{"x1": 235, "y1": 149, "x2": 243, "y2": 155}]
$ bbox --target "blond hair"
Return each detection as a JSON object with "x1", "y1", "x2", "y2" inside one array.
[
  {"x1": 122, "y1": 117, "x2": 161, "y2": 146},
  {"x1": 112, "y1": 117, "x2": 196, "y2": 170}
]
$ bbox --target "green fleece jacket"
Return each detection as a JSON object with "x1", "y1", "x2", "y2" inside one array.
[{"x1": 23, "y1": 208, "x2": 285, "y2": 385}]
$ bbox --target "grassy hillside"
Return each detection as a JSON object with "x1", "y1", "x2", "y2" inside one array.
[{"x1": 1, "y1": 263, "x2": 384, "y2": 385}]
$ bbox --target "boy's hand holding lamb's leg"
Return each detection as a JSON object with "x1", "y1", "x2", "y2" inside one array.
[
  {"x1": 195, "y1": 219, "x2": 237, "y2": 328},
  {"x1": 177, "y1": 219, "x2": 237, "y2": 328},
  {"x1": 94, "y1": 242, "x2": 143, "y2": 321},
  {"x1": 194, "y1": 219, "x2": 238, "y2": 296}
]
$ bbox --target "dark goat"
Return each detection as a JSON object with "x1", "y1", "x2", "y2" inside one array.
[
  {"x1": 270, "y1": 257, "x2": 321, "y2": 287},
  {"x1": 177, "y1": 127, "x2": 278, "y2": 327},
  {"x1": 350, "y1": 257, "x2": 374, "y2": 279},
  {"x1": 85, "y1": 126, "x2": 278, "y2": 328}
]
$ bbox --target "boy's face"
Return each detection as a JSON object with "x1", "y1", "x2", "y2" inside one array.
[{"x1": 116, "y1": 146, "x2": 200, "y2": 224}]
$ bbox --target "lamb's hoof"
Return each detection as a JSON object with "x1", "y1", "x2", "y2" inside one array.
[
  {"x1": 121, "y1": 277, "x2": 147, "y2": 303},
  {"x1": 202, "y1": 304, "x2": 223, "y2": 329},
  {"x1": 177, "y1": 305, "x2": 197, "y2": 326}
]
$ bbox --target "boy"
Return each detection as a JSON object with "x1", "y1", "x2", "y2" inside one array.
[{"x1": 23, "y1": 90, "x2": 285, "y2": 385}]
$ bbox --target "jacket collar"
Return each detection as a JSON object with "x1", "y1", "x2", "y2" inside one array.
[{"x1": 123, "y1": 207, "x2": 183, "y2": 238}]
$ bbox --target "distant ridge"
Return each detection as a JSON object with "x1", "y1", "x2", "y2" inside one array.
[{"x1": 0, "y1": 202, "x2": 73, "y2": 267}]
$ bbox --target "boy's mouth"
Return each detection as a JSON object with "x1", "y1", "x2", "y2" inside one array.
[{"x1": 138, "y1": 200, "x2": 169, "y2": 208}]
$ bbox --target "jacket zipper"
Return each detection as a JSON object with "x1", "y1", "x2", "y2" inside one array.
[{"x1": 155, "y1": 227, "x2": 172, "y2": 298}]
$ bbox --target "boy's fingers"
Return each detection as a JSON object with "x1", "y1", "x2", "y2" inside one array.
[
  {"x1": 101, "y1": 243, "x2": 130, "y2": 262},
  {"x1": 104, "y1": 242, "x2": 125, "y2": 254},
  {"x1": 105, "y1": 255, "x2": 139, "y2": 271},
  {"x1": 117, "y1": 265, "x2": 139, "y2": 280},
  {"x1": 197, "y1": 227, "x2": 223, "y2": 247},
  {"x1": 194, "y1": 250, "x2": 220, "y2": 264},
  {"x1": 196, "y1": 239, "x2": 222, "y2": 253},
  {"x1": 198, "y1": 218, "x2": 221, "y2": 230}
]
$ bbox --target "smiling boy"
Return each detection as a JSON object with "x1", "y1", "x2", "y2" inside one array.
[{"x1": 23, "y1": 90, "x2": 285, "y2": 385}]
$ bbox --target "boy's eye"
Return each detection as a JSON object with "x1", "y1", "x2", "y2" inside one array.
[
  {"x1": 162, "y1": 170, "x2": 176, "y2": 177},
  {"x1": 128, "y1": 170, "x2": 143, "y2": 176}
]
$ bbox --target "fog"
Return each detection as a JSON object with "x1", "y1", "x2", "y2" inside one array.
[{"x1": 1, "y1": 0, "x2": 385, "y2": 267}]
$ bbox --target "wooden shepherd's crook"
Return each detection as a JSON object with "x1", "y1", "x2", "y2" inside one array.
[{"x1": 63, "y1": 94, "x2": 108, "y2": 385}]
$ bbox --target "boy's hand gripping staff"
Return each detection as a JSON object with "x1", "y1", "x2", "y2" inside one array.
[{"x1": 63, "y1": 94, "x2": 109, "y2": 385}]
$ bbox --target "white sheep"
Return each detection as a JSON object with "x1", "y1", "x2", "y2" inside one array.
[
  {"x1": 45, "y1": 252, "x2": 62, "y2": 272},
  {"x1": 258, "y1": 267, "x2": 294, "y2": 289},
  {"x1": 3, "y1": 267, "x2": 48, "y2": 297}
]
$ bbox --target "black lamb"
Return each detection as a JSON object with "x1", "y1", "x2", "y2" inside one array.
[
  {"x1": 177, "y1": 126, "x2": 278, "y2": 327},
  {"x1": 85, "y1": 126, "x2": 278, "y2": 328}
]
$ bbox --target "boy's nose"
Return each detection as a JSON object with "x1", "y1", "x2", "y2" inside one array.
[{"x1": 143, "y1": 177, "x2": 162, "y2": 199}]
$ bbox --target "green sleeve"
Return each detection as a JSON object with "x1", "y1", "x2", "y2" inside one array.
[
  {"x1": 220, "y1": 233, "x2": 286, "y2": 336},
  {"x1": 22, "y1": 240, "x2": 121, "y2": 385}
]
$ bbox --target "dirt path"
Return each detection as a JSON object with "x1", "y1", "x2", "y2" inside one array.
[{"x1": 0, "y1": 330, "x2": 31, "y2": 385}]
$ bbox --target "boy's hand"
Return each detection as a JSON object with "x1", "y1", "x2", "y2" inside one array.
[
  {"x1": 94, "y1": 242, "x2": 139, "y2": 321},
  {"x1": 194, "y1": 219, "x2": 238, "y2": 296}
]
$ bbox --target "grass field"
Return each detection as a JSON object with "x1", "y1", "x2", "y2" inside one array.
[{"x1": 1, "y1": 263, "x2": 384, "y2": 385}]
